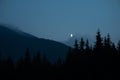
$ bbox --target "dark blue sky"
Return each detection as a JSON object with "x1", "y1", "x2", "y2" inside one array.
[{"x1": 0, "y1": 0, "x2": 120, "y2": 42}]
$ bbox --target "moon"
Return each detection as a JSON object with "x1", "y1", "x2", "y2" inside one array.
[{"x1": 70, "y1": 34, "x2": 73, "y2": 38}]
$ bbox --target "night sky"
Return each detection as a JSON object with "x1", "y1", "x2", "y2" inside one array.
[{"x1": 0, "y1": 0, "x2": 120, "y2": 42}]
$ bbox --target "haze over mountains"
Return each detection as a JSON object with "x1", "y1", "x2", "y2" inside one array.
[
  {"x1": 63, "y1": 31, "x2": 119, "y2": 47},
  {"x1": 0, "y1": 25, "x2": 69, "y2": 63},
  {"x1": 63, "y1": 34, "x2": 94, "y2": 47}
]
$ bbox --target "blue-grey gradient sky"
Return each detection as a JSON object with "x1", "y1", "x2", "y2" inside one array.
[{"x1": 0, "y1": 0, "x2": 120, "y2": 42}]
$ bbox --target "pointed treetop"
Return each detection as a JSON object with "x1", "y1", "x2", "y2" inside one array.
[
  {"x1": 80, "y1": 38, "x2": 85, "y2": 50},
  {"x1": 74, "y1": 39, "x2": 78, "y2": 50},
  {"x1": 85, "y1": 39, "x2": 89, "y2": 49}
]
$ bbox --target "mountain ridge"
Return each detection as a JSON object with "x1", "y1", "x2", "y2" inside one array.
[{"x1": 0, "y1": 25, "x2": 70, "y2": 63}]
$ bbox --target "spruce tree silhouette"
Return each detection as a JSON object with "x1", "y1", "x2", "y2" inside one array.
[
  {"x1": 117, "y1": 40, "x2": 120, "y2": 56},
  {"x1": 94, "y1": 30, "x2": 103, "y2": 57},
  {"x1": 33, "y1": 51, "x2": 41, "y2": 68},
  {"x1": 74, "y1": 39, "x2": 79, "y2": 50},
  {"x1": 66, "y1": 47, "x2": 73, "y2": 65},
  {"x1": 24, "y1": 48, "x2": 31, "y2": 65},
  {"x1": 1, "y1": 30, "x2": 120, "y2": 80},
  {"x1": 70, "y1": 39, "x2": 79, "y2": 69},
  {"x1": 94, "y1": 30, "x2": 104, "y2": 80},
  {"x1": 42, "y1": 54, "x2": 51, "y2": 80},
  {"x1": 32, "y1": 51, "x2": 42, "y2": 80},
  {"x1": 85, "y1": 39, "x2": 90, "y2": 51},
  {"x1": 24, "y1": 48, "x2": 32, "y2": 79},
  {"x1": 42, "y1": 54, "x2": 50, "y2": 67},
  {"x1": 3, "y1": 56, "x2": 15, "y2": 79},
  {"x1": 80, "y1": 38, "x2": 85, "y2": 50},
  {"x1": 54, "y1": 57, "x2": 64, "y2": 80},
  {"x1": 16, "y1": 57, "x2": 24, "y2": 80}
]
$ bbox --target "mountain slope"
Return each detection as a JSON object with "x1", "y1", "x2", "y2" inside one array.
[{"x1": 0, "y1": 25, "x2": 69, "y2": 62}]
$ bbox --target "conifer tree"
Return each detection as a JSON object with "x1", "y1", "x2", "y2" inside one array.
[
  {"x1": 85, "y1": 39, "x2": 90, "y2": 50},
  {"x1": 80, "y1": 38, "x2": 85, "y2": 50},
  {"x1": 24, "y1": 48, "x2": 31, "y2": 65},
  {"x1": 117, "y1": 40, "x2": 120, "y2": 55},
  {"x1": 95, "y1": 30, "x2": 103, "y2": 50},
  {"x1": 74, "y1": 39, "x2": 78, "y2": 50},
  {"x1": 94, "y1": 30, "x2": 103, "y2": 57}
]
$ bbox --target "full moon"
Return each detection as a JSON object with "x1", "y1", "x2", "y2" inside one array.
[{"x1": 70, "y1": 34, "x2": 73, "y2": 37}]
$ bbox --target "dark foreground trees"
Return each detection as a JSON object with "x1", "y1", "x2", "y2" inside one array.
[{"x1": 0, "y1": 31, "x2": 120, "y2": 80}]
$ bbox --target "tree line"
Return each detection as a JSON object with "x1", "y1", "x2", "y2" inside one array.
[{"x1": 0, "y1": 30, "x2": 120, "y2": 80}]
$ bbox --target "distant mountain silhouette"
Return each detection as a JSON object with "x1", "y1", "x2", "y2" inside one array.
[
  {"x1": 0, "y1": 25, "x2": 69, "y2": 62},
  {"x1": 0, "y1": 26, "x2": 120, "y2": 80}
]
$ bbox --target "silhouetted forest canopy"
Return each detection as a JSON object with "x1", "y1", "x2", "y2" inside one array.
[{"x1": 0, "y1": 30, "x2": 120, "y2": 80}]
